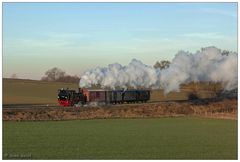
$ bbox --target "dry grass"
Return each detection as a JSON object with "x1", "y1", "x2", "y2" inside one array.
[{"x1": 3, "y1": 98, "x2": 237, "y2": 121}]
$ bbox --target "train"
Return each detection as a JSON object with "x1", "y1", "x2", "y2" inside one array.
[{"x1": 58, "y1": 88, "x2": 151, "y2": 106}]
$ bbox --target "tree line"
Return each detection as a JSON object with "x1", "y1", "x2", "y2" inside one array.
[
  {"x1": 39, "y1": 49, "x2": 234, "y2": 83},
  {"x1": 41, "y1": 61, "x2": 170, "y2": 84},
  {"x1": 41, "y1": 67, "x2": 80, "y2": 83}
]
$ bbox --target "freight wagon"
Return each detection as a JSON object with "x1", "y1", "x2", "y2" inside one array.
[{"x1": 58, "y1": 88, "x2": 150, "y2": 106}]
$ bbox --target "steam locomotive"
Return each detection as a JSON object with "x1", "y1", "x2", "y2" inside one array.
[{"x1": 58, "y1": 88, "x2": 150, "y2": 106}]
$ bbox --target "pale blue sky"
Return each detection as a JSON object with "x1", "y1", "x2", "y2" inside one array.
[{"x1": 3, "y1": 2, "x2": 237, "y2": 80}]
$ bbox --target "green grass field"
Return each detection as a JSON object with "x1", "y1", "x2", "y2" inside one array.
[
  {"x1": 3, "y1": 118, "x2": 237, "y2": 159},
  {"x1": 3, "y1": 78, "x2": 220, "y2": 104}
]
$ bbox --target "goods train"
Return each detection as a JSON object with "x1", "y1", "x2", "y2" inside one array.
[{"x1": 58, "y1": 88, "x2": 150, "y2": 106}]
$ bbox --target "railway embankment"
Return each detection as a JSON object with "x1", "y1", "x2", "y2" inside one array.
[{"x1": 3, "y1": 98, "x2": 237, "y2": 121}]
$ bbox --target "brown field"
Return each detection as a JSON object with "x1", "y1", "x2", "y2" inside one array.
[
  {"x1": 3, "y1": 78, "x2": 223, "y2": 104},
  {"x1": 3, "y1": 78, "x2": 78, "y2": 104}
]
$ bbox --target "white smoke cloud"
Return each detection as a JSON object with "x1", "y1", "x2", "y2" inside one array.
[{"x1": 79, "y1": 46, "x2": 237, "y2": 93}]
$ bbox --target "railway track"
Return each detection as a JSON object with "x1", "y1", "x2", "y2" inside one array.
[
  {"x1": 2, "y1": 99, "x2": 198, "y2": 110},
  {"x1": 3, "y1": 104, "x2": 60, "y2": 110}
]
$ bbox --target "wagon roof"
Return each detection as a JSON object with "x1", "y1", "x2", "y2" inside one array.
[
  {"x1": 84, "y1": 89, "x2": 150, "y2": 92},
  {"x1": 87, "y1": 89, "x2": 108, "y2": 92}
]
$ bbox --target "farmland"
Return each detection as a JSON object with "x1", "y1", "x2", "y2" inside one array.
[
  {"x1": 2, "y1": 78, "x2": 237, "y2": 159},
  {"x1": 3, "y1": 78, "x2": 78, "y2": 104},
  {"x1": 3, "y1": 118, "x2": 237, "y2": 159}
]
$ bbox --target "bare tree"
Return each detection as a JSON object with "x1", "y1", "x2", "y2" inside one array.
[
  {"x1": 41, "y1": 67, "x2": 80, "y2": 83},
  {"x1": 10, "y1": 74, "x2": 18, "y2": 79},
  {"x1": 221, "y1": 50, "x2": 230, "y2": 56},
  {"x1": 154, "y1": 60, "x2": 171, "y2": 70},
  {"x1": 41, "y1": 67, "x2": 66, "y2": 81},
  {"x1": 57, "y1": 75, "x2": 80, "y2": 83}
]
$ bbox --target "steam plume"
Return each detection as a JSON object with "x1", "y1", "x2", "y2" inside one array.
[{"x1": 79, "y1": 47, "x2": 237, "y2": 93}]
